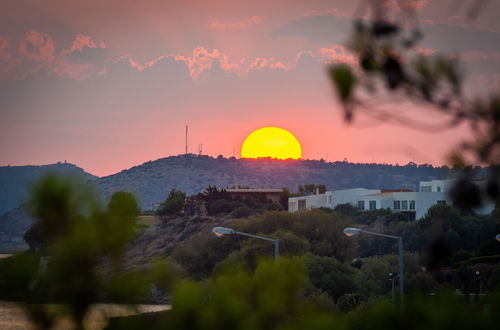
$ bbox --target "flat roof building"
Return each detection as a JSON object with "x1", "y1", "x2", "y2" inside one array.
[{"x1": 288, "y1": 179, "x2": 494, "y2": 219}]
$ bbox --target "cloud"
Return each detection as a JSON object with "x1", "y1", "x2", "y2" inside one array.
[
  {"x1": 10, "y1": 30, "x2": 107, "y2": 80},
  {"x1": 247, "y1": 57, "x2": 289, "y2": 72},
  {"x1": 174, "y1": 47, "x2": 240, "y2": 79},
  {"x1": 383, "y1": 1, "x2": 429, "y2": 11},
  {"x1": 209, "y1": 16, "x2": 263, "y2": 30},
  {"x1": 318, "y1": 45, "x2": 357, "y2": 65},
  {"x1": 65, "y1": 34, "x2": 97, "y2": 53},
  {"x1": 18, "y1": 30, "x2": 55, "y2": 63},
  {"x1": 52, "y1": 34, "x2": 106, "y2": 80},
  {"x1": 0, "y1": 36, "x2": 15, "y2": 74}
]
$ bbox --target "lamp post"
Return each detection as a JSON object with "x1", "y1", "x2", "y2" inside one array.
[
  {"x1": 212, "y1": 227, "x2": 280, "y2": 262},
  {"x1": 388, "y1": 272, "x2": 399, "y2": 306},
  {"x1": 343, "y1": 227, "x2": 405, "y2": 308}
]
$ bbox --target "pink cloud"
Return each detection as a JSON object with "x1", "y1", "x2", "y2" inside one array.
[
  {"x1": 107, "y1": 54, "x2": 170, "y2": 72},
  {"x1": 66, "y1": 34, "x2": 97, "y2": 53},
  {"x1": 0, "y1": 36, "x2": 15, "y2": 74},
  {"x1": 247, "y1": 57, "x2": 290, "y2": 72},
  {"x1": 319, "y1": 45, "x2": 358, "y2": 66},
  {"x1": 384, "y1": 1, "x2": 428, "y2": 11},
  {"x1": 18, "y1": 30, "x2": 55, "y2": 63},
  {"x1": 52, "y1": 34, "x2": 105, "y2": 80},
  {"x1": 174, "y1": 47, "x2": 240, "y2": 79},
  {"x1": 210, "y1": 16, "x2": 263, "y2": 30}
]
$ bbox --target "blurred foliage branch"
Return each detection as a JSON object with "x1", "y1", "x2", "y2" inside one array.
[
  {"x1": 328, "y1": 0, "x2": 499, "y2": 209},
  {"x1": 0, "y1": 175, "x2": 174, "y2": 329}
]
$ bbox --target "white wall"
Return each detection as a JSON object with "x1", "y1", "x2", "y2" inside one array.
[
  {"x1": 416, "y1": 192, "x2": 450, "y2": 219},
  {"x1": 288, "y1": 194, "x2": 327, "y2": 211},
  {"x1": 330, "y1": 188, "x2": 381, "y2": 209},
  {"x1": 419, "y1": 179, "x2": 453, "y2": 192},
  {"x1": 288, "y1": 180, "x2": 494, "y2": 219}
]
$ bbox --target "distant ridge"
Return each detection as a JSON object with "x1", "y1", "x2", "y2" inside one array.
[
  {"x1": 95, "y1": 154, "x2": 482, "y2": 210},
  {"x1": 0, "y1": 162, "x2": 97, "y2": 215}
]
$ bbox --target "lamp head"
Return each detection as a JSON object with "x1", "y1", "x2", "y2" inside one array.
[
  {"x1": 212, "y1": 227, "x2": 236, "y2": 237},
  {"x1": 343, "y1": 227, "x2": 362, "y2": 236}
]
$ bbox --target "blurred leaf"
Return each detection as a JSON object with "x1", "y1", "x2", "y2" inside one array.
[{"x1": 329, "y1": 64, "x2": 356, "y2": 103}]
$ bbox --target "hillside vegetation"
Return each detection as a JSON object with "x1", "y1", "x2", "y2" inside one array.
[{"x1": 95, "y1": 154, "x2": 476, "y2": 210}]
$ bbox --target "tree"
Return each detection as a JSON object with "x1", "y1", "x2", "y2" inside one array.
[
  {"x1": 298, "y1": 184, "x2": 326, "y2": 195},
  {"x1": 303, "y1": 254, "x2": 359, "y2": 303},
  {"x1": 158, "y1": 188, "x2": 186, "y2": 216}
]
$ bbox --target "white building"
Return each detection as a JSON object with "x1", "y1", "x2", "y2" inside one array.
[{"x1": 288, "y1": 179, "x2": 493, "y2": 220}]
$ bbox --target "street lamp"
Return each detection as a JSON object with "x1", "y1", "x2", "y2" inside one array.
[
  {"x1": 212, "y1": 226, "x2": 280, "y2": 262},
  {"x1": 343, "y1": 227, "x2": 405, "y2": 308}
]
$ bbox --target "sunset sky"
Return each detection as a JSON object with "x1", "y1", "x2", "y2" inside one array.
[{"x1": 1, "y1": 0, "x2": 500, "y2": 176}]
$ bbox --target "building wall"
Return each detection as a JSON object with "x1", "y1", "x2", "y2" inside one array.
[
  {"x1": 415, "y1": 192, "x2": 450, "y2": 219},
  {"x1": 329, "y1": 188, "x2": 381, "y2": 209},
  {"x1": 419, "y1": 179, "x2": 453, "y2": 192},
  {"x1": 288, "y1": 180, "x2": 494, "y2": 219},
  {"x1": 288, "y1": 194, "x2": 327, "y2": 212}
]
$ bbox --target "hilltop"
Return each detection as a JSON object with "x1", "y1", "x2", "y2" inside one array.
[
  {"x1": 0, "y1": 162, "x2": 97, "y2": 215},
  {"x1": 95, "y1": 154, "x2": 472, "y2": 210}
]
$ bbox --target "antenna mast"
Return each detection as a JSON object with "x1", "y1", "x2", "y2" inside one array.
[{"x1": 185, "y1": 125, "x2": 188, "y2": 155}]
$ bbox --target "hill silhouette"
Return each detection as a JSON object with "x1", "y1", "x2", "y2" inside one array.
[
  {"x1": 95, "y1": 154, "x2": 476, "y2": 210},
  {"x1": 0, "y1": 162, "x2": 97, "y2": 215},
  {"x1": 0, "y1": 154, "x2": 486, "y2": 252}
]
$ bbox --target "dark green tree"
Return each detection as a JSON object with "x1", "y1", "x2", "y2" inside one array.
[{"x1": 158, "y1": 188, "x2": 186, "y2": 216}]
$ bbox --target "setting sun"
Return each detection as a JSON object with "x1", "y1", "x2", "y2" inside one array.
[{"x1": 240, "y1": 127, "x2": 302, "y2": 160}]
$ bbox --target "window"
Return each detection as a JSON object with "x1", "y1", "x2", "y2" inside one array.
[
  {"x1": 437, "y1": 200, "x2": 446, "y2": 205},
  {"x1": 393, "y1": 200, "x2": 401, "y2": 210},
  {"x1": 437, "y1": 186, "x2": 441, "y2": 192},
  {"x1": 409, "y1": 200, "x2": 415, "y2": 210},
  {"x1": 402, "y1": 200, "x2": 408, "y2": 210},
  {"x1": 328, "y1": 196, "x2": 332, "y2": 204},
  {"x1": 298, "y1": 199, "x2": 306, "y2": 211},
  {"x1": 420, "y1": 186, "x2": 431, "y2": 192},
  {"x1": 369, "y1": 200, "x2": 376, "y2": 210},
  {"x1": 357, "y1": 201, "x2": 365, "y2": 210}
]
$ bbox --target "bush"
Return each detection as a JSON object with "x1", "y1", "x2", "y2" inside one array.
[
  {"x1": 208, "y1": 199, "x2": 245, "y2": 215},
  {"x1": 231, "y1": 206, "x2": 254, "y2": 218}
]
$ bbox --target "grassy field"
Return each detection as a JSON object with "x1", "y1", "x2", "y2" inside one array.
[{"x1": 139, "y1": 215, "x2": 160, "y2": 226}]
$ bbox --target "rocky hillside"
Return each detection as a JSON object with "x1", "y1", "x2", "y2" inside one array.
[{"x1": 124, "y1": 215, "x2": 229, "y2": 270}]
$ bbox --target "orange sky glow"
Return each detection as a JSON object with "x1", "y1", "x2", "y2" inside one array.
[{"x1": 1, "y1": 0, "x2": 499, "y2": 176}]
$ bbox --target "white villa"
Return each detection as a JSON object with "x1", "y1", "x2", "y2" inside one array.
[{"x1": 288, "y1": 179, "x2": 494, "y2": 220}]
